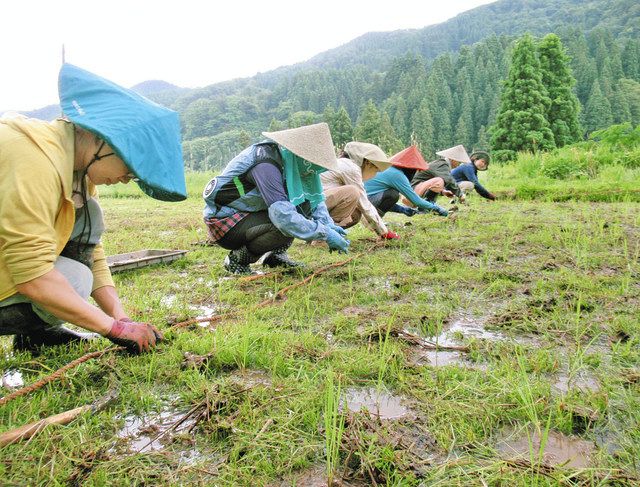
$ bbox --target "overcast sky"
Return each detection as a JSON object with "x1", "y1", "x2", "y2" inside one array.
[{"x1": 2, "y1": 0, "x2": 495, "y2": 112}]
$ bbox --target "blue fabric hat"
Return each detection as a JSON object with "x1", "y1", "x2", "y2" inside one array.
[{"x1": 59, "y1": 63, "x2": 187, "y2": 201}]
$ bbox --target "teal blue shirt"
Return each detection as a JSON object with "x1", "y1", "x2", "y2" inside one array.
[{"x1": 364, "y1": 167, "x2": 436, "y2": 211}]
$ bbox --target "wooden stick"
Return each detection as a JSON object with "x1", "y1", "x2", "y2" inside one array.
[{"x1": 0, "y1": 390, "x2": 117, "y2": 447}]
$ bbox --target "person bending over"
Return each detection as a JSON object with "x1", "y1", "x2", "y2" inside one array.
[
  {"x1": 0, "y1": 64, "x2": 186, "y2": 354},
  {"x1": 364, "y1": 145, "x2": 448, "y2": 218},
  {"x1": 321, "y1": 141, "x2": 400, "y2": 240},
  {"x1": 203, "y1": 123, "x2": 350, "y2": 275},
  {"x1": 451, "y1": 150, "x2": 496, "y2": 201}
]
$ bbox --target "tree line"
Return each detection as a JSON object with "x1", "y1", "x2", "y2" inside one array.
[{"x1": 177, "y1": 28, "x2": 640, "y2": 172}]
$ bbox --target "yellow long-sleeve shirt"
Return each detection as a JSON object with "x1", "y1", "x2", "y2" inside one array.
[{"x1": 0, "y1": 116, "x2": 113, "y2": 301}]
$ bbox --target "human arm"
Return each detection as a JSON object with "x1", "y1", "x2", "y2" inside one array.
[
  {"x1": 386, "y1": 171, "x2": 447, "y2": 214},
  {"x1": 460, "y1": 165, "x2": 494, "y2": 200}
]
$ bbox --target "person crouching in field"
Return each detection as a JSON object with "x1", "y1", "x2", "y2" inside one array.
[
  {"x1": 0, "y1": 64, "x2": 186, "y2": 354},
  {"x1": 320, "y1": 142, "x2": 400, "y2": 240},
  {"x1": 202, "y1": 123, "x2": 351, "y2": 275},
  {"x1": 404, "y1": 145, "x2": 472, "y2": 205},
  {"x1": 364, "y1": 145, "x2": 449, "y2": 218},
  {"x1": 451, "y1": 150, "x2": 496, "y2": 201}
]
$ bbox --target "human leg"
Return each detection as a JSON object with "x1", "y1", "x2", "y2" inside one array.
[
  {"x1": 324, "y1": 185, "x2": 361, "y2": 228},
  {"x1": 368, "y1": 189, "x2": 400, "y2": 217}
]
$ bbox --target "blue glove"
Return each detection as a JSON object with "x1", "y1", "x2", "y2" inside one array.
[
  {"x1": 432, "y1": 204, "x2": 448, "y2": 217},
  {"x1": 328, "y1": 223, "x2": 347, "y2": 236},
  {"x1": 325, "y1": 227, "x2": 350, "y2": 253}
]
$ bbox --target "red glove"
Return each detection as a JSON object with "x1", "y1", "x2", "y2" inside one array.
[
  {"x1": 106, "y1": 319, "x2": 163, "y2": 354},
  {"x1": 381, "y1": 231, "x2": 400, "y2": 240},
  {"x1": 486, "y1": 193, "x2": 497, "y2": 201}
]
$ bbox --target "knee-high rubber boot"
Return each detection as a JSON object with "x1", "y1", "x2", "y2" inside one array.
[
  {"x1": 262, "y1": 241, "x2": 304, "y2": 269},
  {"x1": 223, "y1": 246, "x2": 259, "y2": 275}
]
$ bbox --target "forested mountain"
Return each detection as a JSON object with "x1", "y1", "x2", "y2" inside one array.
[{"x1": 15, "y1": 0, "x2": 640, "y2": 172}]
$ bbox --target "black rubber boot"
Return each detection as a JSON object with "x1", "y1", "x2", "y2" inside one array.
[
  {"x1": 263, "y1": 243, "x2": 305, "y2": 269},
  {"x1": 424, "y1": 190, "x2": 439, "y2": 202},
  {"x1": 13, "y1": 327, "x2": 99, "y2": 353},
  {"x1": 223, "y1": 246, "x2": 257, "y2": 275}
]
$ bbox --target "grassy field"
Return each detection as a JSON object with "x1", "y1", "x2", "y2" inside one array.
[{"x1": 1, "y1": 185, "x2": 639, "y2": 485}]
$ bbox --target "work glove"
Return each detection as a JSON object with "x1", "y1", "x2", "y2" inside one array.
[
  {"x1": 381, "y1": 231, "x2": 400, "y2": 240},
  {"x1": 432, "y1": 204, "x2": 449, "y2": 217},
  {"x1": 486, "y1": 193, "x2": 497, "y2": 201},
  {"x1": 325, "y1": 227, "x2": 350, "y2": 254},
  {"x1": 106, "y1": 318, "x2": 163, "y2": 354},
  {"x1": 328, "y1": 223, "x2": 348, "y2": 236}
]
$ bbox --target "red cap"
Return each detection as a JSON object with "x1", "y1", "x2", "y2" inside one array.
[{"x1": 389, "y1": 146, "x2": 429, "y2": 170}]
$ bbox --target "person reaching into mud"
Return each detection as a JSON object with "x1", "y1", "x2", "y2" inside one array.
[
  {"x1": 364, "y1": 145, "x2": 449, "y2": 218},
  {"x1": 0, "y1": 64, "x2": 187, "y2": 354},
  {"x1": 320, "y1": 141, "x2": 400, "y2": 240},
  {"x1": 405, "y1": 145, "x2": 472, "y2": 205},
  {"x1": 451, "y1": 150, "x2": 496, "y2": 201},
  {"x1": 202, "y1": 122, "x2": 350, "y2": 275}
]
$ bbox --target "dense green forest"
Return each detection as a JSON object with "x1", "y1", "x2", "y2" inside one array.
[
  {"x1": 173, "y1": 26, "x2": 639, "y2": 172},
  {"x1": 21, "y1": 0, "x2": 640, "y2": 171}
]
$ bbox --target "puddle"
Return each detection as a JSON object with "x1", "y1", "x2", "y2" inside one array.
[
  {"x1": 342, "y1": 387, "x2": 408, "y2": 420},
  {"x1": 552, "y1": 371, "x2": 600, "y2": 394},
  {"x1": 427, "y1": 314, "x2": 505, "y2": 347},
  {"x1": 116, "y1": 407, "x2": 197, "y2": 454},
  {"x1": 2, "y1": 369, "x2": 24, "y2": 389},
  {"x1": 161, "y1": 294, "x2": 178, "y2": 307},
  {"x1": 363, "y1": 276, "x2": 392, "y2": 292},
  {"x1": 188, "y1": 304, "x2": 218, "y2": 326},
  {"x1": 496, "y1": 427, "x2": 596, "y2": 468},
  {"x1": 228, "y1": 369, "x2": 272, "y2": 388}
]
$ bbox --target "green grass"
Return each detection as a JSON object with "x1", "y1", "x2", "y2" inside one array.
[{"x1": 0, "y1": 177, "x2": 639, "y2": 485}]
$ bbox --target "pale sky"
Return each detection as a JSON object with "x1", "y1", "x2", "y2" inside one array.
[{"x1": 1, "y1": 0, "x2": 495, "y2": 112}]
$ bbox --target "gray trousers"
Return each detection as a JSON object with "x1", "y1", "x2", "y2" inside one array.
[{"x1": 0, "y1": 256, "x2": 93, "y2": 334}]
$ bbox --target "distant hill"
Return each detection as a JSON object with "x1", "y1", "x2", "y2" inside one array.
[
  {"x1": 18, "y1": 104, "x2": 61, "y2": 121},
  {"x1": 131, "y1": 80, "x2": 181, "y2": 96}
]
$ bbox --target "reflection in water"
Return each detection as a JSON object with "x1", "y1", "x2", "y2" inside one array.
[
  {"x1": 342, "y1": 387, "x2": 408, "y2": 420},
  {"x1": 2, "y1": 369, "x2": 24, "y2": 389},
  {"x1": 496, "y1": 427, "x2": 596, "y2": 468}
]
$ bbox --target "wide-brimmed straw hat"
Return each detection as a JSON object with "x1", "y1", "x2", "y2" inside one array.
[
  {"x1": 436, "y1": 145, "x2": 472, "y2": 164},
  {"x1": 343, "y1": 141, "x2": 391, "y2": 171},
  {"x1": 390, "y1": 145, "x2": 429, "y2": 171},
  {"x1": 59, "y1": 63, "x2": 187, "y2": 201},
  {"x1": 262, "y1": 123, "x2": 338, "y2": 171}
]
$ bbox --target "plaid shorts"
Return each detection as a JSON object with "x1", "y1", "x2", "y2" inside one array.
[{"x1": 205, "y1": 212, "x2": 249, "y2": 242}]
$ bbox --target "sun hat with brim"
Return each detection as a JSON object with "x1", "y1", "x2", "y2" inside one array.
[
  {"x1": 343, "y1": 141, "x2": 391, "y2": 171},
  {"x1": 262, "y1": 123, "x2": 338, "y2": 172},
  {"x1": 470, "y1": 150, "x2": 491, "y2": 166},
  {"x1": 389, "y1": 145, "x2": 429, "y2": 171},
  {"x1": 436, "y1": 145, "x2": 472, "y2": 164},
  {"x1": 59, "y1": 63, "x2": 187, "y2": 201}
]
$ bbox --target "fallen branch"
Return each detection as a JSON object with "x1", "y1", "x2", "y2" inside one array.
[
  {"x1": 0, "y1": 389, "x2": 117, "y2": 447},
  {"x1": 0, "y1": 349, "x2": 120, "y2": 407}
]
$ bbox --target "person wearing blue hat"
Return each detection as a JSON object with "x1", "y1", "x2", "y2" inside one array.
[
  {"x1": 0, "y1": 64, "x2": 186, "y2": 354},
  {"x1": 203, "y1": 123, "x2": 350, "y2": 275}
]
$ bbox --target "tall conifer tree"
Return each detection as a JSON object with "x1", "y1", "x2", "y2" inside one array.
[
  {"x1": 538, "y1": 34, "x2": 582, "y2": 146},
  {"x1": 582, "y1": 80, "x2": 613, "y2": 134},
  {"x1": 490, "y1": 34, "x2": 556, "y2": 157}
]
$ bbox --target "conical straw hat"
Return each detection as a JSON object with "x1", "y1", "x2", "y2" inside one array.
[
  {"x1": 389, "y1": 145, "x2": 429, "y2": 170},
  {"x1": 436, "y1": 145, "x2": 472, "y2": 164},
  {"x1": 262, "y1": 123, "x2": 338, "y2": 171},
  {"x1": 343, "y1": 141, "x2": 391, "y2": 171}
]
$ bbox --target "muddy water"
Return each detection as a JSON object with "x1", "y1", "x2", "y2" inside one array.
[
  {"x1": 228, "y1": 369, "x2": 273, "y2": 388},
  {"x1": 427, "y1": 314, "x2": 505, "y2": 347},
  {"x1": 1, "y1": 369, "x2": 24, "y2": 389},
  {"x1": 496, "y1": 428, "x2": 596, "y2": 468},
  {"x1": 116, "y1": 409, "x2": 196, "y2": 454},
  {"x1": 188, "y1": 304, "x2": 218, "y2": 326},
  {"x1": 342, "y1": 387, "x2": 408, "y2": 420},
  {"x1": 553, "y1": 370, "x2": 600, "y2": 394}
]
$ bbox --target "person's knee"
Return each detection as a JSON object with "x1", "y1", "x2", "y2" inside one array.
[
  {"x1": 54, "y1": 256, "x2": 93, "y2": 299},
  {"x1": 343, "y1": 185, "x2": 360, "y2": 204}
]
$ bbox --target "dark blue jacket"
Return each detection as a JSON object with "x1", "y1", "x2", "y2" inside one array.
[{"x1": 451, "y1": 163, "x2": 492, "y2": 199}]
